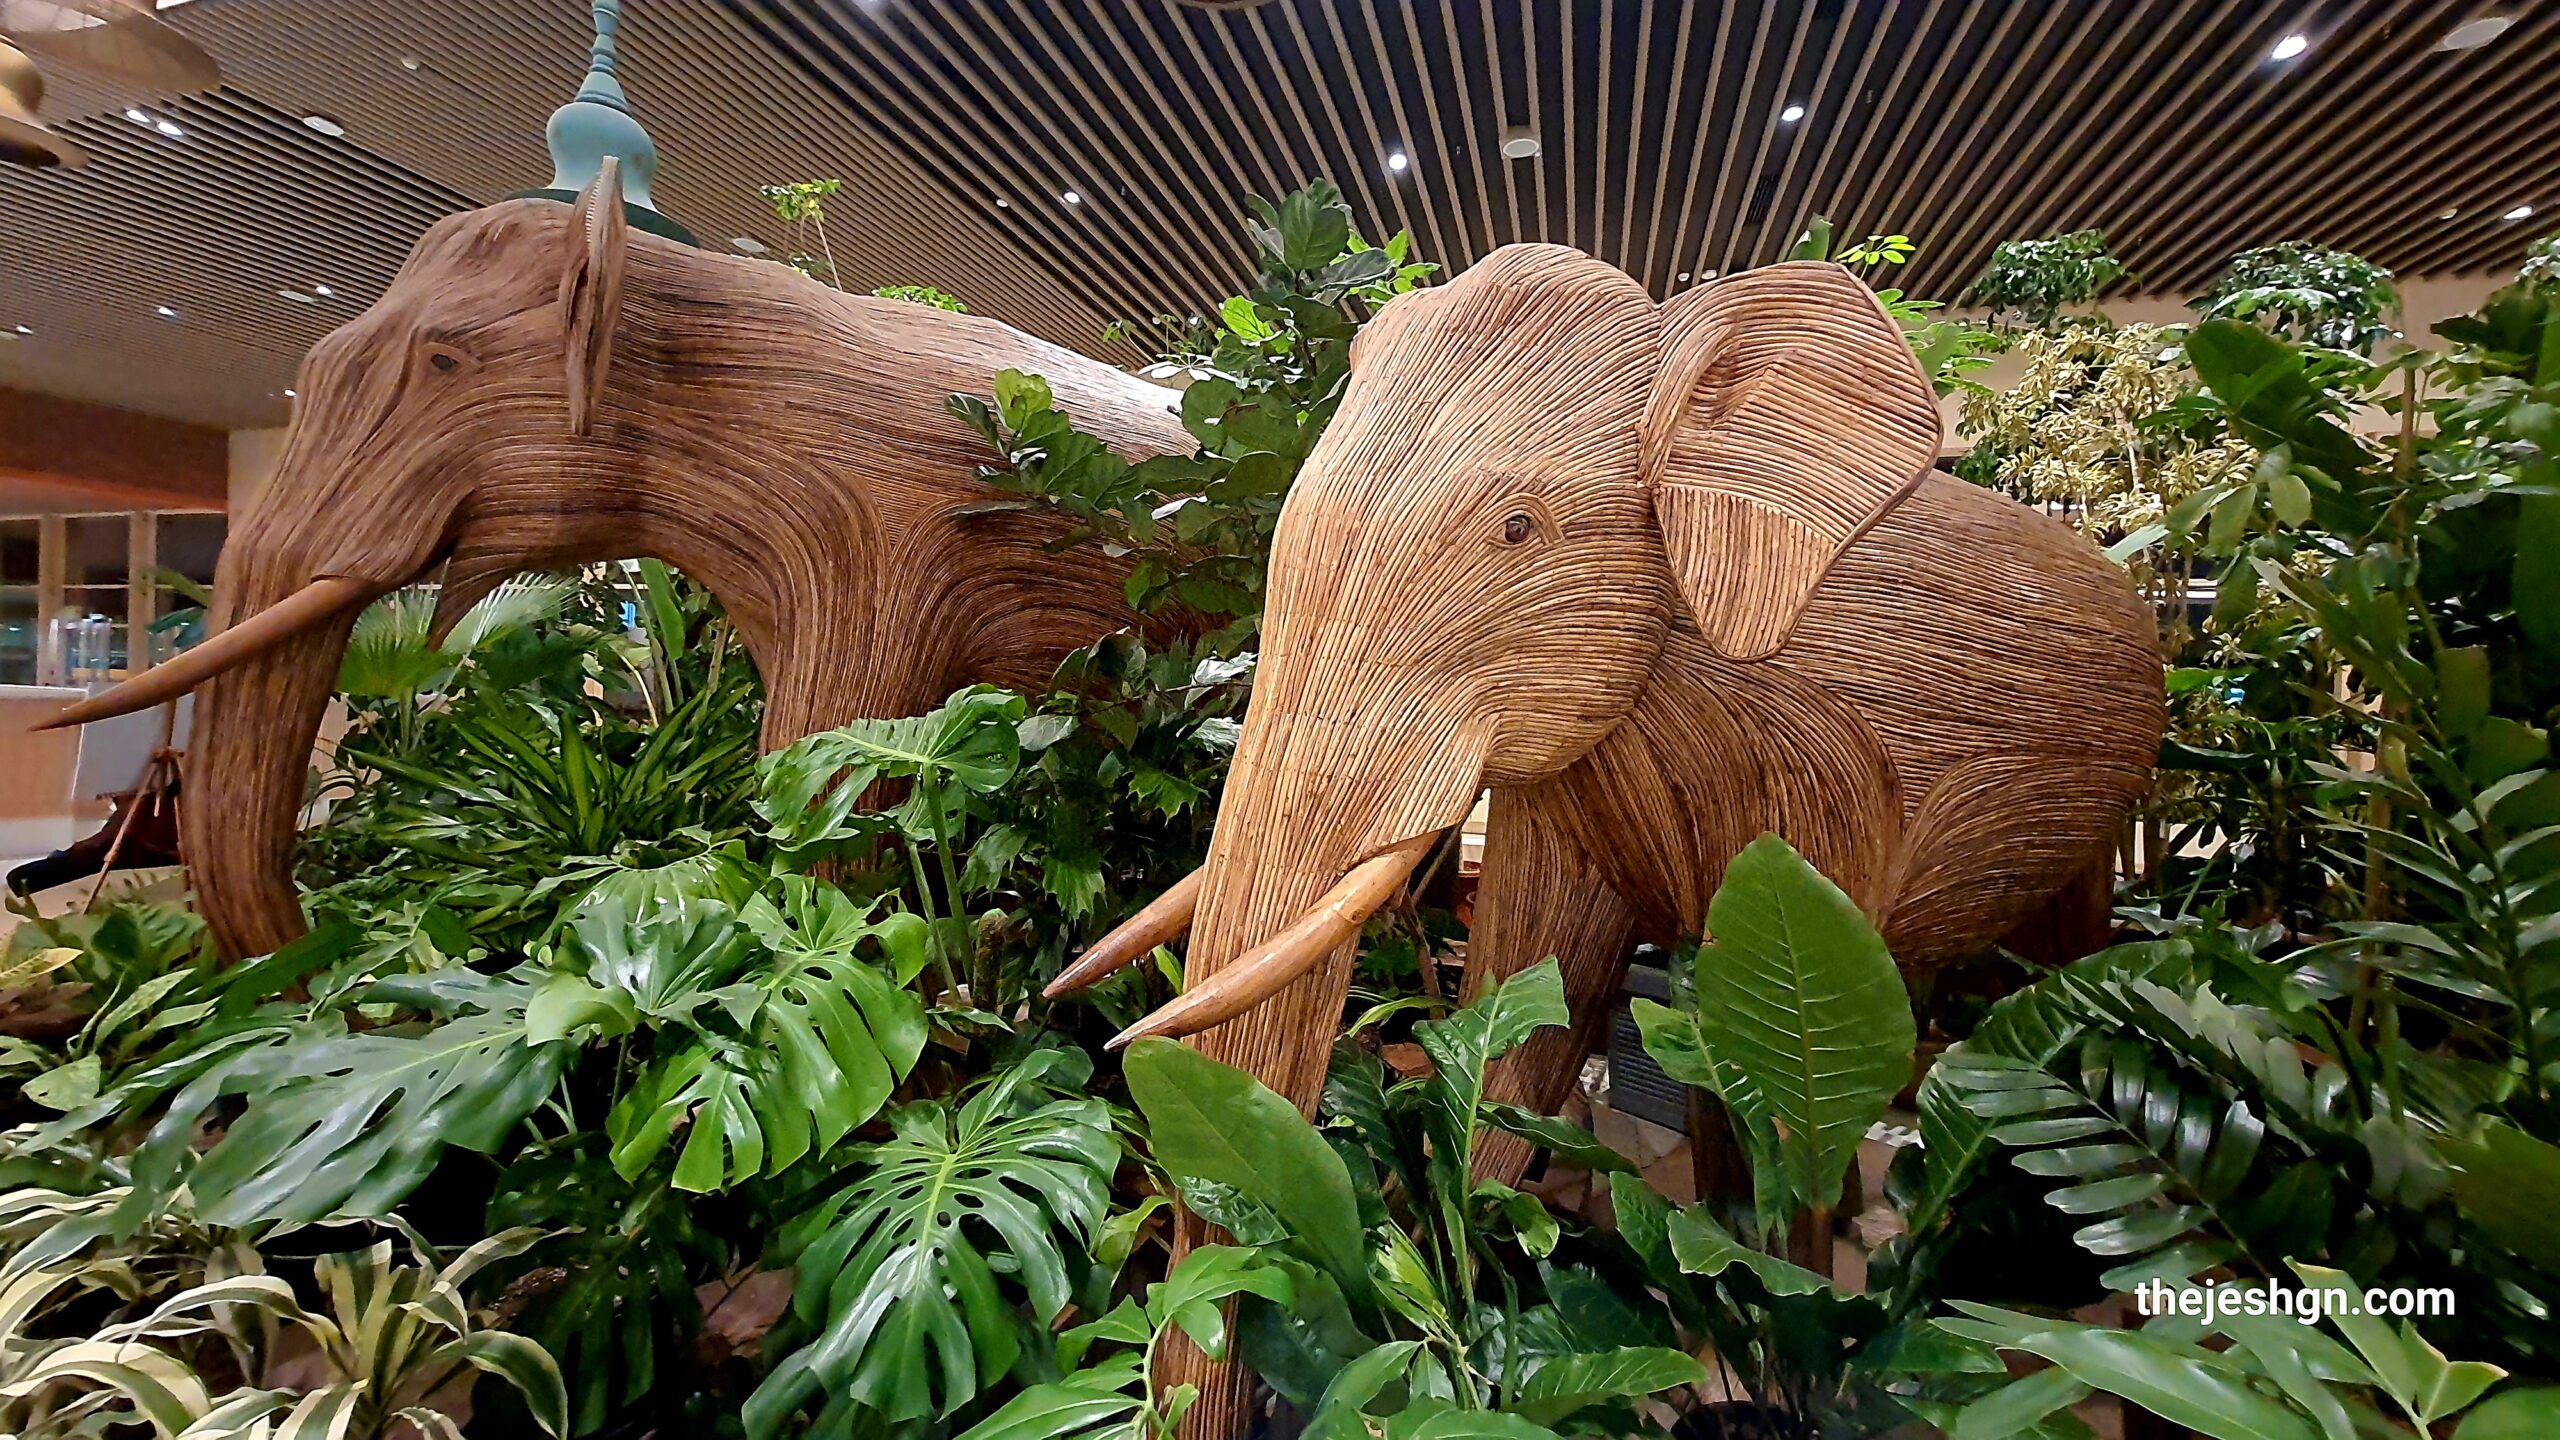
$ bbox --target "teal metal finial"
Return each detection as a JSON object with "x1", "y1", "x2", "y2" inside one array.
[{"x1": 518, "y1": 0, "x2": 697, "y2": 244}]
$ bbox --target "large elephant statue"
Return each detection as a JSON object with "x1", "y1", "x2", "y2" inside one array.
[
  {"x1": 52, "y1": 160, "x2": 1193, "y2": 959},
  {"x1": 1063, "y1": 240, "x2": 2163, "y2": 1435},
  {"x1": 1068, "y1": 240, "x2": 2165, "y2": 1166}
]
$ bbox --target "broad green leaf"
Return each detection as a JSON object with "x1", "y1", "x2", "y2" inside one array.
[
  {"x1": 1687, "y1": 835, "x2": 1914, "y2": 1213},
  {"x1": 2445, "y1": 1122, "x2": 2560, "y2": 1272},
  {"x1": 429, "y1": 1330, "x2": 570, "y2": 1438},
  {"x1": 756, "y1": 1066, "x2": 1116, "y2": 1424},
  {"x1": 185, "y1": 971, "x2": 569, "y2": 1227},
  {"x1": 2012, "y1": 1324, "x2": 2318, "y2": 1440},
  {"x1": 1124, "y1": 1037, "x2": 1373, "y2": 1306},
  {"x1": 1664, "y1": 1204, "x2": 1833, "y2": 1296},
  {"x1": 1144, "y1": 1244, "x2": 1293, "y2": 1359},
  {"x1": 1512, "y1": 1346, "x2": 1711, "y2": 1425},
  {"x1": 2458, "y1": 1388, "x2": 2560, "y2": 1438}
]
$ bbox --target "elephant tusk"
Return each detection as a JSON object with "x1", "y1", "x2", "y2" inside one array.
[
  {"x1": 1046, "y1": 865, "x2": 1205, "y2": 997},
  {"x1": 1107, "y1": 833, "x2": 1438, "y2": 1049},
  {"x1": 34, "y1": 577, "x2": 376, "y2": 731}
]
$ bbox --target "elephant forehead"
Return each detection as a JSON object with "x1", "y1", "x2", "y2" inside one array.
[{"x1": 1328, "y1": 253, "x2": 1657, "y2": 478}]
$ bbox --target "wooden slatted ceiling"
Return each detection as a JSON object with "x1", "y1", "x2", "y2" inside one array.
[{"x1": 0, "y1": 0, "x2": 2548, "y2": 433}]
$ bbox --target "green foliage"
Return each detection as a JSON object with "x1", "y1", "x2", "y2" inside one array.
[
  {"x1": 0, "y1": 1222, "x2": 567, "y2": 1440},
  {"x1": 2196, "y1": 242, "x2": 2401, "y2": 354},
  {"x1": 751, "y1": 1051, "x2": 1119, "y2": 1431},
  {"x1": 876, "y1": 283, "x2": 965, "y2": 311},
  {"x1": 1968, "y1": 229, "x2": 2128, "y2": 331},
  {"x1": 1128, "y1": 964, "x2": 1708, "y2": 1436},
  {"x1": 948, "y1": 180, "x2": 1429, "y2": 632}
]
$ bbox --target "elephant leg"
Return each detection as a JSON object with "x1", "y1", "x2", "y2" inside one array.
[{"x1": 1465, "y1": 785, "x2": 1640, "y2": 1187}]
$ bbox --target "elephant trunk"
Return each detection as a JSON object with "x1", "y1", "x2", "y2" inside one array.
[{"x1": 181, "y1": 563, "x2": 372, "y2": 958}]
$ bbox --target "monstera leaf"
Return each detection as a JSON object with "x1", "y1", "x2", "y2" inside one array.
[
  {"x1": 174, "y1": 970, "x2": 569, "y2": 1228},
  {"x1": 556, "y1": 882, "x2": 931, "y2": 1192},
  {"x1": 748, "y1": 1054, "x2": 1119, "y2": 1431},
  {"x1": 758, "y1": 685, "x2": 1027, "y2": 849}
]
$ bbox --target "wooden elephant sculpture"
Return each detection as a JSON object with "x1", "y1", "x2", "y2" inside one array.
[
  {"x1": 54, "y1": 161, "x2": 1194, "y2": 959},
  {"x1": 1060, "y1": 243, "x2": 2164, "y2": 1428}
]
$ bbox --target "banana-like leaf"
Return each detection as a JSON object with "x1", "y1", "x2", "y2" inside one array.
[
  {"x1": 1510, "y1": 1346, "x2": 1712, "y2": 1426},
  {"x1": 1126, "y1": 1036, "x2": 1374, "y2": 1309},
  {"x1": 1413, "y1": 961, "x2": 1567, "y2": 1194},
  {"x1": 1686, "y1": 834, "x2": 1915, "y2": 1215},
  {"x1": 426, "y1": 1330, "x2": 570, "y2": 1439},
  {"x1": 750, "y1": 1061, "x2": 1118, "y2": 1429}
]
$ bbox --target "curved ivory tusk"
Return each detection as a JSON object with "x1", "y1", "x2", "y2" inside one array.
[
  {"x1": 1045, "y1": 866, "x2": 1206, "y2": 998},
  {"x1": 34, "y1": 577, "x2": 375, "y2": 731},
  {"x1": 1107, "y1": 832, "x2": 1438, "y2": 1049}
]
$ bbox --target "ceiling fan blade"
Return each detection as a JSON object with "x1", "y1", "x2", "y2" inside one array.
[{"x1": 3, "y1": 0, "x2": 218, "y2": 94}]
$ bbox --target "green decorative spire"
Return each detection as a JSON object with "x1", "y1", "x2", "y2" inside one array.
[{"x1": 517, "y1": 0, "x2": 696, "y2": 244}]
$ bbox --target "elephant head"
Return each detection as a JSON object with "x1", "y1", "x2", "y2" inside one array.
[
  {"x1": 1063, "y1": 243, "x2": 2162, "y2": 1109},
  {"x1": 53, "y1": 160, "x2": 1192, "y2": 958}
]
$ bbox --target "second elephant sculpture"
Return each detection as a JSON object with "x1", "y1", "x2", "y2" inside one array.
[
  {"x1": 53, "y1": 160, "x2": 1195, "y2": 959},
  {"x1": 1067, "y1": 242, "x2": 2164, "y2": 1137}
]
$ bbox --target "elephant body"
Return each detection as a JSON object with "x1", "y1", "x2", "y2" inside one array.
[
  {"x1": 152, "y1": 165, "x2": 1193, "y2": 957},
  {"x1": 1069, "y1": 244, "x2": 2166, "y2": 1436}
]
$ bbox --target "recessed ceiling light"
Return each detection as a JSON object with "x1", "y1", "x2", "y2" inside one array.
[
  {"x1": 1387, "y1": 150, "x2": 1410, "y2": 173},
  {"x1": 1779, "y1": 103, "x2": 1806, "y2": 122},
  {"x1": 2271, "y1": 33, "x2": 2310, "y2": 61},
  {"x1": 312, "y1": 284, "x2": 333, "y2": 297},
  {"x1": 2506, "y1": 204, "x2": 2536, "y2": 221},
  {"x1": 1678, "y1": 272, "x2": 1691, "y2": 282},
  {"x1": 730, "y1": 236, "x2": 767, "y2": 253},
  {"x1": 155, "y1": 305, "x2": 178, "y2": 318},
  {"x1": 398, "y1": 55, "x2": 421, "y2": 71},
  {"x1": 1699, "y1": 269, "x2": 1718, "y2": 280},
  {"x1": 283, "y1": 389, "x2": 296, "y2": 398},
  {"x1": 123, "y1": 108, "x2": 149, "y2": 124},
  {"x1": 277, "y1": 289, "x2": 319, "y2": 305},
  {"x1": 1499, "y1": 128, "x2": 1540, "y2": 160},
  {"x1": 1061, "y1": 190, "x2": 1081, "y2": 205},
  {"x1": 302, "y1": 114, "x2": 346, "y2": 138},
  {"x1": 154, "y1": 119, "x2": 184, "y2": 138},
  {"x1": 995, "y1": 197, "x2": 1009, "y2": 208},
  {"x1": 2441, "y1": 206, "x2": 2462, "y2": 220},
  {"x1": 11, "y1": 325, "x2": 29, "y2": 335},
  {"x1": 2438, "y1": 16, "x2": 2513, "y2": 51}
]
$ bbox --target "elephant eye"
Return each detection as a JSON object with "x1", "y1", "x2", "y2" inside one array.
[
  {"x1": 421, "y1": 342, "x2": 470, "y2": 375},
  {"x1": 428, "y1": 349, "x2": 459, "y2": 373},
  {"x1": 1502, "y1": 513, "x2": 1536, "y2": 544}
]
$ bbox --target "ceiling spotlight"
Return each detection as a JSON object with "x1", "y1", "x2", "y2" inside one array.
[
  {"x1": 1499, "y1": 128, "x2": 1540, "y2": 160},
  {"x1": 277, "y1": 289, "x2": 319, "y2": 305},
  {"x1": 2441, "y1": 206, "x2": 2462, "y2": 220},
  {"x1": 398, "y1": 55, "x2": 421, "y2": 71},
  {"x1": 2270, "y1": 33, "x2": 2310, "y2": 61},
  {"x1": 2506, "y1": 204, "x2": 2536, "y2": 221},
  {"x1": 995, "y1": 197, "x2": 1010, "y2": 208},
  {"x1": 283, "y1": 389, "x2": 296, "y2": 398},
  {"x1": 1061, "y1": 190, "x2": 1081, "y2": 205},
  {"x1": 154, "y1": 119, "x2": 184, "y2": 138},
  {"x1": 155, "y1": 305, "x2": 178, "y2": 318},
  {"x1": 1779, "y1": 103, "x2": 1806, "y2": 123},
  {"x1": 1387, "y1": 150, "x2": 1410, "y2": 173},
  {"x1": 124, "y1": 107, "x2": 149, "y2": 124},
  {"x1": 2437, "y1": 16, "x2": 2513, "y2": 51},
  {"x1": 1698, "y1": 269, "x2": 1718, "y2": 281},
  {"x1": 302, "y1": 114, "x2": 346, "y2": 138},
  {"x1": 12, "y1": 324, "x2": 30, "y2": 335},
  {"x1": 1677, "y1": 272, "x2": 1691, "y2": 282},
  {"x1": 312, "y1": 284, "x2": 333, "y2": 297}
]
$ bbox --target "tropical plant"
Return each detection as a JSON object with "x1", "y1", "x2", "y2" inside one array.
[
  {"x1": 1968, "y1": 229, "x2": 2128, "y2": 332},
  {"x1": 876, "y1": 283, "x2": 965, "y2": 311},
  {"x1": 748, "y1": 1048, "x2": 1122, "y2": 1436},
  {"x1": 2195, "y1": 242, "x2": 2400, "y2": 354},
  {"x1": 1121, "y1": 962, "x2": 1713, "y2": 1440},
  {"x1": 0, "y1": 1223, "x2": 567, "y2": 1440}
]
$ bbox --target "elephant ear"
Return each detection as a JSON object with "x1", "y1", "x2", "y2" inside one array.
[
  {"x1": 1642, "y1": 260, "x2": 1940, "y2": 660},
  {"x1": 559, "y1": 156, "x2": 628, "y2": 437}
]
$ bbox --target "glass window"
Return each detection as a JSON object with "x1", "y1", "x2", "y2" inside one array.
[{"x1": 64, "y1": 515, "x2": 128, "y2": 589}]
